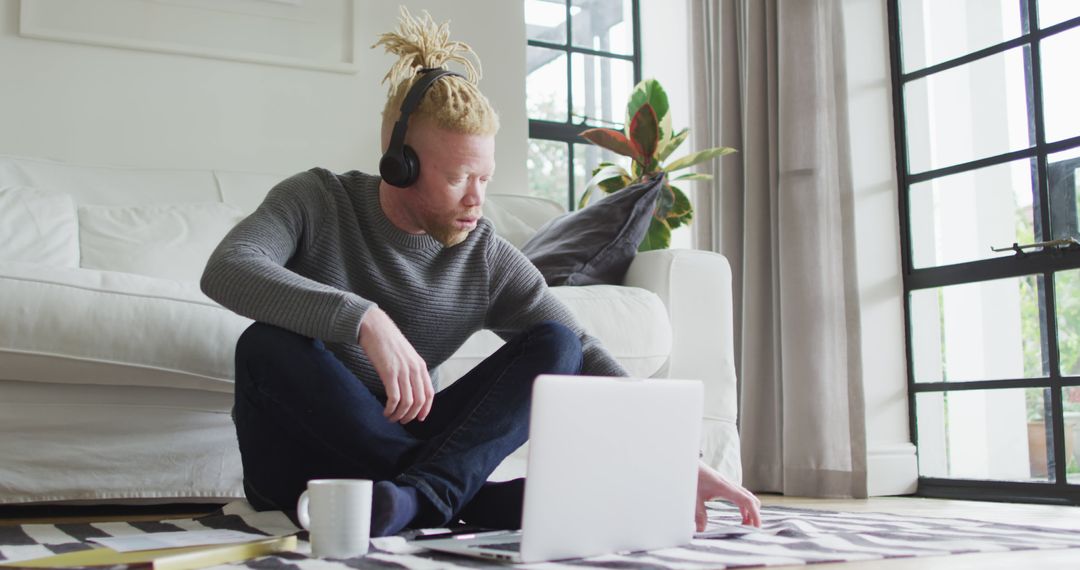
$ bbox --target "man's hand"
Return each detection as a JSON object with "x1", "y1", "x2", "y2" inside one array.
[
  {"x1": 358, "y1": 307, "x2": 434, "y2": 424},
  {"x1": 695, "y1": 461, "x2": 761, "y2": 530}
]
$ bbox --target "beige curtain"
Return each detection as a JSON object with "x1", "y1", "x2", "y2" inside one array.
[{"x1": 690, "y1": 0, "x2": 868, "y2": 497}]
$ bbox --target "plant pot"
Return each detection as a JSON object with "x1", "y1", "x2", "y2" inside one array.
[
  {"x1": 1028, "y1": 421, "x2": 1049, "y2": 478},
  {"x1": 1074, "y1": 421, "x2": 1080, "y2": 472},
  {"x1": 1027, "y1": 418, "x2": 1078, "y2": 479}
]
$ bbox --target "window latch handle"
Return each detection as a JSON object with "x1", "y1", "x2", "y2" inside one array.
[{"x1": 991, "y1": 237, "x2": 1080, "y2": 255}]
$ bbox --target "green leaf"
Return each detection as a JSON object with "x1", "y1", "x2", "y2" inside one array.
[
  {"x1": 585, "y1": 163, "x2": 630, "y2": 189},
  {"x1": 598, "y1": 176, "x2": 630, "y2": 194},
  {"x1": 579, "y1": 163, "x2": 631, "y2": 208},
  {"x1": 629, "y1": 104, "x2": 660, "y2": 168},
  {"x1": 667, "y1": 208, "x2": 693, "y2": 230},
  {"x1": 580, "y1": 128, "x2": 637, "y2": 158},
  {"x1": 658, "y1": 128, "x2": 689, "y2": 162},
  {"x1": 625, "y1": 79, "x2": 670, "y2": 137},
  {"x1": 638, "y1": 217, "x2": 672, "y2": 251},
  {"x1": 576, "y1": 186, "x2": 596, "y2": 210},
  {"x1": 665, "y1": 186, "x2": 693, "y2": 230},
  {"x1": 657, "y1": 111, "x2": 673, "y2": 152},
  {"x1": 665, "y1": 146, "x2": 737, "y2": 172},
  {"x1": 654, "y1": 181, "x2": 676, "y2": 219},
  {"x1": 668, "y1": 185, "x2": 692, "y2": 217},
  {"x1": 672, "y1": 172, "x2": 712, "y2": 182}
]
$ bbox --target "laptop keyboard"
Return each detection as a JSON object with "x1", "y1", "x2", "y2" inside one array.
[{"x1": 469, "y1": 541, "x2": 522, "y2": 552}]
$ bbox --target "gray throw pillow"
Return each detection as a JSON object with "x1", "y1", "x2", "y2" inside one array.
[{"x1": 521, "y1": 173, "x2": 665, "y2": 286}]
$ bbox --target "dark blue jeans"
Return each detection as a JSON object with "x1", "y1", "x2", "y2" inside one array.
[{"x1": 231, "y1": 320, "x2": 583, "y2": 526}]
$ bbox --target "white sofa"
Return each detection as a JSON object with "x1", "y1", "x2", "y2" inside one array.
[{"x1": 0, "y1": 154, "x2": 742, "y2": 505}]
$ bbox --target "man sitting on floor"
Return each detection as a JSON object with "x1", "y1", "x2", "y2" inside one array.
[{"x1": 200, "y1": 7, "x2": 760, "y2": 537}]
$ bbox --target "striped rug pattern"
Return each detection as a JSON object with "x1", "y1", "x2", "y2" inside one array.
[{"x1": 1, "y1": 501, "x2": 1078, "y2": 569}]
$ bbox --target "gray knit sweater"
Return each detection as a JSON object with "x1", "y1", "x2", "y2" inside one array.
[{"x1": 201, "y1": 167, "x2": 627, "y2": 393}]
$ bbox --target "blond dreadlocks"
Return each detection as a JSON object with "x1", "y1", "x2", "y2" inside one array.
[{"x1": 373, "y1": 7, "x2": 499, "y2": 147}]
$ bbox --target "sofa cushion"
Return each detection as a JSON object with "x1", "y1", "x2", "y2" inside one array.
[
  {"x1": 79, "y1": 202, "x2": 246, "y2": 283},
  {"x1": 0, "y1": 186, "x2": 79, "y2": 267},
  {"x1": 438, "y1": 284, "x2": 672, "y2": 385},
  {"x1": 0, "y1": 262, "x2": 671, "y2": 394},
  {"x1": 0, "y1": 155, "x2": 221, "y2": 206},
  {"x1": 0, "y1": 262, "x2": 251, "y2": 393},
  {"x1": 482, "y1": 199, "x2": 536, "y2": 249}
]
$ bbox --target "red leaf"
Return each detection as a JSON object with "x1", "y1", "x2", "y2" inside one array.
[
  {"x1": 579, "y1": 128, "x2": 637, "y2": 158},
  {"x1": 629, "y1": 104, "x2": 660, "y2": 166}
]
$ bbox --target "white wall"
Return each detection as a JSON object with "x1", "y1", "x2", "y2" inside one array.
[
  {"x1": 0, "y1": 0, "x2": 528, "y2": 194},
  {"x1": 640, "y1": 0, "x2": 692, "y2": 248},
  {"x1": 841, "y1": 0, "x2": 918, "y2": 495}
]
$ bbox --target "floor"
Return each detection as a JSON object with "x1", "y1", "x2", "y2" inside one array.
[
  {"x1": 760, "y1": 495, "x2": 1080, "y2": 569},
  {"x1": 1, "y1": 496, "x2": 1078, "y2": 568}
]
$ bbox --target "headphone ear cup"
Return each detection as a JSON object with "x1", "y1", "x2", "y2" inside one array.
[
  {"x1": 400, "y1": 144, "x2": 420, "y2": 186},
  {"x1": 379, "y1": 144, "x2": 420, "y2": 188},
  {"x1": 379, "y1": 149, "x2": 410, "y2": 188}
]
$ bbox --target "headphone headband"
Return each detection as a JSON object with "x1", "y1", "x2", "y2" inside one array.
[
  {"x1": 386, "y1": 69, "x2": 464, "y2": 158},
  {"x1": 381, "y1": 68, "x2": 464, "y2": 188}
]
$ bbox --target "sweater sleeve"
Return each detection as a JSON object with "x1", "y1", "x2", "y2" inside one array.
[
  {"x1": 200, "y1": 170, "x2": 374, "y2": 344},
  {"x1": 485, "y1": 237, "x2": 628, "y2": 377}
]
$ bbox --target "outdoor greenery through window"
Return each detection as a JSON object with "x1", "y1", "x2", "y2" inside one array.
[
  {"x1": 890, "y1": 0, "x2": 1080, "y2": 502},
  {"x1": 524, "y1": 0, "x2": 639, "y2": 210}
]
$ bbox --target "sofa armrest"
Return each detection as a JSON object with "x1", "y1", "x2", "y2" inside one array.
[{"x1": 623, "y1": 249, "x2": 742, "y2": 482}]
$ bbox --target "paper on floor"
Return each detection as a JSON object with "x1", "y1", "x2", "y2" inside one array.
[{"x1": 88, "y1": 529, "x2": 269, "y2": 552}]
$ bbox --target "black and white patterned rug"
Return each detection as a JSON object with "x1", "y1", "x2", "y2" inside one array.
[{"x1": 2, "y1": 500, "x2": 1079, "y2": 569}]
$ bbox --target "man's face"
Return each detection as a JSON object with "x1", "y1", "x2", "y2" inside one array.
[{"x1": 406, "y1": 122, "x2": 496, "y2": 247}]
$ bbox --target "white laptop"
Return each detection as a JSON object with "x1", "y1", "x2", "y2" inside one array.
[{"x1": 413, "y1": 374, "x2": 703, "y2": 563}]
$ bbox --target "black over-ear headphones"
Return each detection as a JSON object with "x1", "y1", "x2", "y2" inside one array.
[{"x1": 379, "y1": 68, "x2": 464, "y2": 188}]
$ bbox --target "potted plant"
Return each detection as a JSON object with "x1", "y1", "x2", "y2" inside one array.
[{"x1": 579, "y1": 78, "x2": 736, "y2": 251}]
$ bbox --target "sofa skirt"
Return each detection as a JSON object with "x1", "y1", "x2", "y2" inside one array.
[{"x1": 0, "y1": 379, "x2": 243, "y2": 504}]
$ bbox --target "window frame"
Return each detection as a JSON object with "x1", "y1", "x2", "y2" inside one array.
[
  {"x1": 526, "y1": 0, "x2": 642, "y2": 211},
  {"x1": 887, "y1": 0, "x2": 1080, "y2": 504}
]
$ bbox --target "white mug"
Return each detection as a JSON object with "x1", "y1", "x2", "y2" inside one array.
[{"x1": 297, "y1": 479, "x2": 373, "y2": 558}]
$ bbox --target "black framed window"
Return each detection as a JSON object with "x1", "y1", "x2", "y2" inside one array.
[
  {"x1": 524, "y1": 0, "x2": 641, "y2": 210},
  {"x1": 888, "y1": 0, "x2": 1080, "y2": 503}
]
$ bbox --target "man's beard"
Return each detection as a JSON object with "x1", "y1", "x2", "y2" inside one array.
[
  {"x1": 429, "y1": 225, "x2": 469, "y2": 247},
  {"x1": 424, "y1": 210, "x2": 481, "y2": 247}
]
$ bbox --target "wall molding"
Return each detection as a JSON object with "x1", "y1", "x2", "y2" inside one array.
[
  {"x1": 868, "y1": 443, "x2": 919, "y2": 496},
  {"x1": 19, "y1": 0, "x2": 360, "y2": 74}
]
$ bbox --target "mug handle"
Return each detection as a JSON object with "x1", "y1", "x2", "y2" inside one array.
[{"x1": 296, "y1": 490, "x2": 311, "y2": 530}]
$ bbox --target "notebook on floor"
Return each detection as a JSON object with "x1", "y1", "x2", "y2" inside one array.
[{"x1": 412, "y1": 374, "x2": 703, "y2": 564}]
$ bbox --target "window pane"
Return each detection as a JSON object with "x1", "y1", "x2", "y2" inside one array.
[
  {"x1": 1048, "y1": 147, "x2": 1080, "y2": 241},
  {"x1": 916, "y1": 388, "x2": 1054, "y2": 482},
  {"x1": 903, "y1": 48, "x2": 1031, "y2": 173},
  {"x1": 571, "y1": 0, "x2": 633, "y2": 55},
  {"x1": 527, "y1": 47, "x2": 569, "y2": 122},
  {"x1": 910, "y1": 159, "x2": 1038, "y2": 268},
  {"x1": 1064, "y1": 387, "x2": 1080, "y2": 483},
  {"x1": 1059, "y1": 269, "x2": 1080, "y2": 377},
  {"x1": 899, "y1": 0, "x2": 1023, "y2": 73},
  {"x1": 571, "y1": 53, "x2": 634, "y2": 128},
  {"x1": 527, "y1": 139, "x2": 569, "y2": 207},
  {"x1": 910, "y1": 275, "x2": 1047, "y2": 383},
  {"x1": 525, "y1": 0, "x2": 568, "y2": 44},
  {"x1": 1039, "y1": 0, "x2": 1080, "y2": 28},
  {"x1": 572, "y1": 142, "x2": 622, "y2": 209},
  {"x1": 1040, "y1": 26, "x2": 1080, "y2": 143}
]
